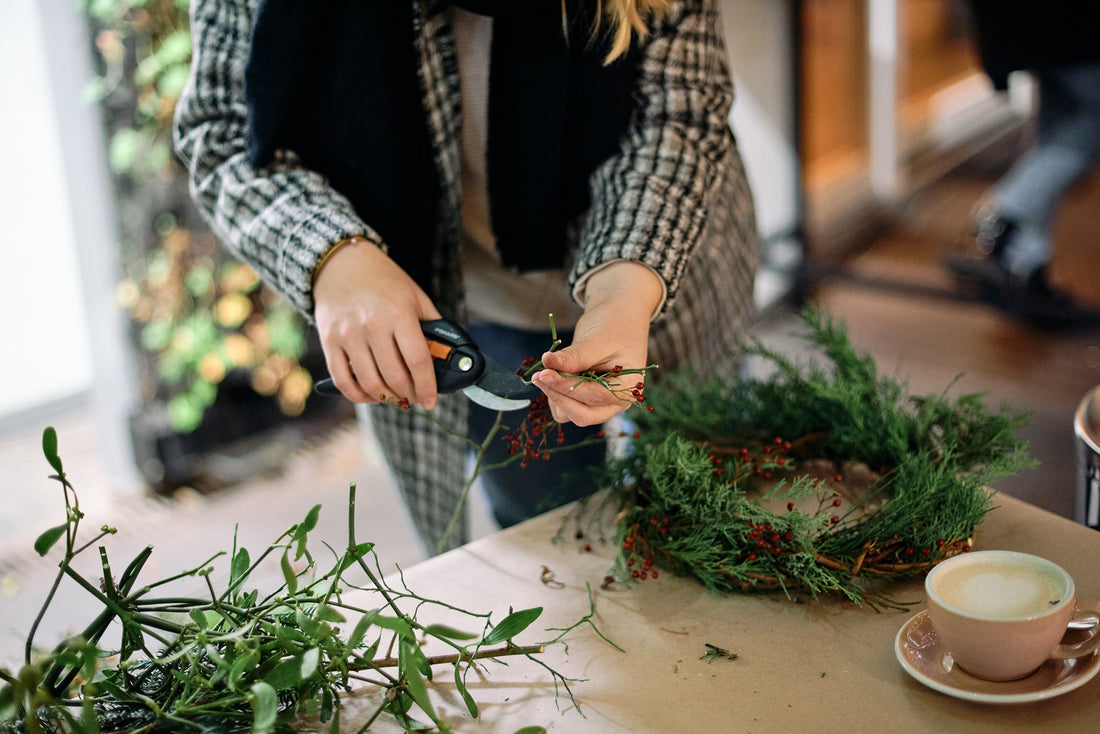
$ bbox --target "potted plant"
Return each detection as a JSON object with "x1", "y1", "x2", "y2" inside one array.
[{"x1": 83, "y1": 0, "x2": 351, "y2": 493}]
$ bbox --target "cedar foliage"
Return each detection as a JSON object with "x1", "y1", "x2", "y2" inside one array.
[{"x1": 595, "y1": 306, "x2": 1033, "y2": 604}]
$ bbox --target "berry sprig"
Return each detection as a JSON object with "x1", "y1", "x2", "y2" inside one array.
[
  {"x1": 518, "y1": 314, "x2": 658, "y2": 410},
  {"x1": 501, "y1": 394, "x2": 567, "y2": 468}
]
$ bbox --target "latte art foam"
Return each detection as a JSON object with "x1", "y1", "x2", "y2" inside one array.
[{"x1": 933, "y1": 561, "x2": 1066, "y2": 620}]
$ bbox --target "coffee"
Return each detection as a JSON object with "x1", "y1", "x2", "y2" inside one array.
[
  {"x1": 923, "y1": 550, "x2": 1100, "y2": 682},
  {"x1": 931, "y1": 556, "x2": 1067, "y2": 620}
]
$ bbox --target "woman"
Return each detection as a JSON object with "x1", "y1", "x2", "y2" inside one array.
[{"x1": 174, "y1": 0, "x2": 758, "y2": 553}]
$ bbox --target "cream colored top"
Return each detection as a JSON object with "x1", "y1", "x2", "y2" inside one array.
[{"x1": 453, "y1": 8, "x2": 584, "y2": 331}]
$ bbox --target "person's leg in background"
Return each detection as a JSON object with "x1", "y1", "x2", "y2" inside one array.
[
  {"x1": 947, "y1": 62, "x2": 1100, "y2": 322},
  {"x1": 465, "y1": 323, "x2": 606, "y2": 529},
  {"x1": 988, "y1": 63, "x2": 1100, "y2": 277}
]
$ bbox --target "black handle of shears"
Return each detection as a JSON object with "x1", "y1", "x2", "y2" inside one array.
[{"x1": 314, "y1": 318, "x2": 486, "y2": 397}]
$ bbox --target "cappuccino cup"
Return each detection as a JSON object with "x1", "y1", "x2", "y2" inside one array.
[{"x1": 924, "y1": 550, "x2": 1100, "y2": 682}]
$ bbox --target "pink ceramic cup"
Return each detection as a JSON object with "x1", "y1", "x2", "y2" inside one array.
[{"x1": 924, "y1": 550, "x2": 1100, "y2": 682}]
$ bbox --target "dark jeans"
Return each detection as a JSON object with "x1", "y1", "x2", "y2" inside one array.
[{"x1": 466, "y1": 323, "x2": 606, "y2": 528}]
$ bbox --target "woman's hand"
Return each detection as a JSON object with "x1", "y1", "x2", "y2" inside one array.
[
  {"x1": 531, "y1": 262, "x2": 663, "y2": 426},
  {"x1": 313, "y1": 240, "x2": 442, "y2": 408}
]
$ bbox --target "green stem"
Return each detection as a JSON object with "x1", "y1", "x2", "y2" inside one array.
[
  {"x1": 25, "y1": 561, "x2": 67, "y2": 665},
  {"x1": 436, "y1": 412, "x2": 505, "y2": 553}
]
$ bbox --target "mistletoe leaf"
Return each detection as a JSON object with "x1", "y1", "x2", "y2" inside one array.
[
  {"x1": 455, "y1": 665, "x2": 479, "y2": 718},
  {"x1": 483, "y1": 607, "x2": 542, "y2": 646},
  {"x1": 424, "y1": 623, "x2": 479, "y2": 641},
  {"x1": 249, "y1": 681, "x2": 278, "y2": 734},
  {"x1": 42, "y1": 427, "x2": 63, "y2": 475},
  {"x1": 280, "y1": 549, "x2": 298, "y2": 595},
  {"x1": 401, "y1": 638, "x2": 440, "y2": 726},
  {"x1": 33, "y1": 524, "x2": 68, "y2": 556},
  {"x1": 346, "y1": 609, "x2": 380, "y2": 652}
]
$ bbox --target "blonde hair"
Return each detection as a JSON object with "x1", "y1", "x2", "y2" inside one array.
[{"x1": 586, "y1": 0, "x2": 675, "y2": 63}]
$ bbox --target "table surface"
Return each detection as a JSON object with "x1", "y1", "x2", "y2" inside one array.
[{"x1": 338, "y1": 493, "x2": 1100, "y2": 733}]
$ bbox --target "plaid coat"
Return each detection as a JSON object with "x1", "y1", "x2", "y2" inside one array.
[{"x1": 175, "y1": 0, "x2": 758, "y2": 553}]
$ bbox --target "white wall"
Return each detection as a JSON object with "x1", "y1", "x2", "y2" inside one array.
[
  {"x1": 719, "y1": 0, "x2": 802, "y2": 308},
  {"x1": 721, "y1": 0, "x2": 800, "y2": 244},
  {"x1": 0, "y1": 0, "x2": 95, "y2": 418},
  {"x1": 1, "y1": 0, "x2": 141, "y2": 490}
]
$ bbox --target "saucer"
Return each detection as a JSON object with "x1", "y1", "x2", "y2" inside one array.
[{"x1": 894, "y1": 610, "x2": 1100, "y2": 704}]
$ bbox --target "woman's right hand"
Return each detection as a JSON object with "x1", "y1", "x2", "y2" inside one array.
[{"x1": 312, "y1": 240, "x2": 442, "y2": 408}]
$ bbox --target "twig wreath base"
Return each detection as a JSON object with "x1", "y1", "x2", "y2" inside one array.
[{"x1": 561, "y1": 306, "x2": 1033, "y2": 608}]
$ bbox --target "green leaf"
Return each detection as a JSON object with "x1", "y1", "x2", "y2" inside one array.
[
  {"x1": 424, "y1": 624, "x2": 478, "y2": 641},
  {"x1": 346, "y1": 609, "x2": 380, "y2": 652},
  {"x1": 339, "y1": 541, "x2": 375, "y2": 572},
  {"x1": 373, "y1": 614, "x2": 415, "y2": 641},
  {"x1": 188, "y1": 608, "x2": 208, "y2": 630},
  {"x1": 455, "y1": 665, "x2": 479, "y2": 718},
  {"x1": 291, "y1": 504, "x2": 320, "y2": 560},
  {"x1": 320, "y1": 687, "x2": 335, "y2": 723},
  {"x1": 184, "y1": 265, "x2": 214, "y2": 297},
  {"x1": 231, "y1": 547, "x2": 252, "y2": 588},
  {"x1": 299, "y1": 647, "x2": 320, "y2": 680},
  {"x1": 33, "y1": 524, "x2": 68, "y2": 556},
  {"x1": 512, "y1": 727, "x2": 548, "y2": 734},
  {"x1": 0, "y1": 684, "x2": 16, "y2": 722},
  {"x1": 482, "y1": 607, "x2": 543, "y2": 646},
  {"x1": 300, "y1": 504, "x2": 321, "y2": 534},
  {"x1": 265, "y1": 305, "x2": 306, "y2": 358},
  {"x1": 294, "y1": 608, "x2": 320, "y2": 639},
  {"x1": 156, "y1": 30, "x2": 192, "y2": 66},
  {"x1": 264, "y1": 657, "x2": 302, "y2": 690},
  {"x1": 140, "y1": 319, "x2": 173, "y2": 351},
  {"x1": 157, "y1": 64, "x2": 190, "y2": 98},
  {"x1": 315, "y1": 604, "x2": 346, "y2": 623},
  {"x1": 228, "y1": 647, "x2": 261, "y2": 692},
  {"x1": 401, "y1": 639, "x2": 439, "y2": 726},
  {"x1": 249, "y1": 681, "x2": 278, "y2": 734},
  {"x1": 167, "y1": 392, "x2": 205, "y2": 433},
  {"x1": 280, "y1": 549, "x2": 298, "y2": 595},
  {"x1": 42, "y1": 427, "x2": 63, "y2": 474},
  {"x1": 108, "y1": 128, "x2": 140, "y2": 173}
]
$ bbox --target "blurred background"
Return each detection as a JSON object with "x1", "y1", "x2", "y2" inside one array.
[{"x1": 2, "y1": 0, "x2": 1098, "y2": 657}]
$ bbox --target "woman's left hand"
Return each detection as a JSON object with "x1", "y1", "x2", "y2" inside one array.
[{"x1": 532, "y1": 262, "x2": 663, "y2": 426}]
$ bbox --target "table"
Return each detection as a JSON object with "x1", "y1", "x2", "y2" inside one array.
[{"x1": 339, "y1": 493, "x2": 1100, "y2": 733}]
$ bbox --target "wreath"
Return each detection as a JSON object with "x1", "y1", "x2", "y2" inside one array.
[{"x1": 569, "y1": 307, "x2": 1033, "y2": 607}]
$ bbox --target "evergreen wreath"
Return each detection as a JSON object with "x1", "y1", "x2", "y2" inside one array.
[{"x1": 572, "y1": 306, "x2": 1033, "y2": 607}]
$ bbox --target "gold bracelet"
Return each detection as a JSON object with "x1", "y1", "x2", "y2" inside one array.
[{"x1": 312, "y1": 235, "x2": 365, "y2": 286}]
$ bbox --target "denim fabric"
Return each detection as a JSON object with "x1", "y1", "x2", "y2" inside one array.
[
  {"x1": 466, "y1": 323, "x2": 606, "y2": 528},
  {"x1": 995, "y1": 63, "x2": 1100, "y2": 275}
]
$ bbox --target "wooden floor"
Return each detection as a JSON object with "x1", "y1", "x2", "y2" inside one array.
[{"x1": 767, "y1": 144, "x2": 1100, "y2": 523}]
